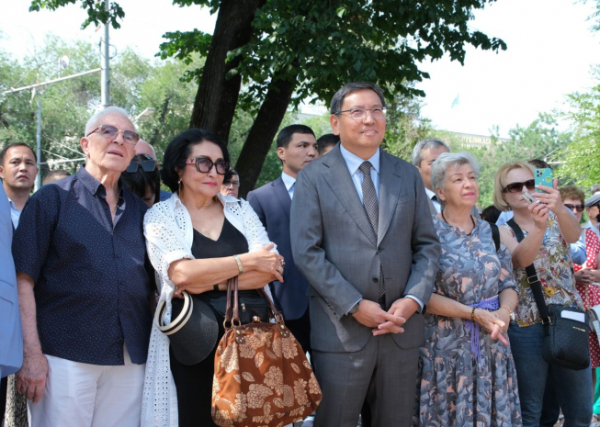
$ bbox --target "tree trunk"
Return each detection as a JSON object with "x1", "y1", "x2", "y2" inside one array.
[
  {"x1": 189, "y1": 0, "x2": 265, "y2": 143},
  {"x1": 236, "y1": 74, "x2": 297, "y2": 198}
]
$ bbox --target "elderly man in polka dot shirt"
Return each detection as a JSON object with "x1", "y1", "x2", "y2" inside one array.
[{"x1": 12, "y1": 107, "x2": 155, "y2": 427}]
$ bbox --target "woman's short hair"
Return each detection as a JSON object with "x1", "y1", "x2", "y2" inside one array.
[
  {"x1": 122, "y1": 154, "x2": 161, "y2": 205},
  {"x1": 161, "y1": 128, "x2": 229, "y2": 193},
  {"x1": 493, "y1": 161, "x2": 535, "y2": 212},
  {"x1": 559, "y1": 185, "x2": 585, "y2": 204},
  {"x1": 430, "y1": 152, "x2": 480, "y2": 200}
]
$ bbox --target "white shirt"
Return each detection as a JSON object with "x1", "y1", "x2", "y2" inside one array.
[
  {"x1": 339, "y1": 144, "x2": 423, "y2": 312},
  {"x1": 141, "y1": 193, "x2": 276, "y2": 427},
  {"x1": 425, "y1": 187, "x2": 441, "y2": 214},
  {"x1": 7, "y1": 197, "x2": 20, "y2": 228},
  {"x1": 281, "y1": 171, "x2": 296, "y2": 200}
]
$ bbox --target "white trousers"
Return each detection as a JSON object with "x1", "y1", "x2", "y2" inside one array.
[{"x1": 29, "y1": 346, "x2": 145, "y2": 427}]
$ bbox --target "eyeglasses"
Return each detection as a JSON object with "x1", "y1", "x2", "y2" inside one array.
[
  {"x1": 185, "y1": 156, "x2": 230, "y2": 175},
  {"x1": 502, "y1": 179, "x2": 536, "y2": 193},
  {"x1": 87, "y1": 125, "x2": 140, "y2": 146},
  {"x1": 125, "y1": 155, "x2": 156, "y2": 173},
  {"x1": 223, "y1": 180, "x2": 240, "y2": 188},
  {"x1": 564, "y1": 204, "x2": 584, "y2": 212},
  {"x1": 335, "y1": 107, "x2": 386, "y2": 121}
]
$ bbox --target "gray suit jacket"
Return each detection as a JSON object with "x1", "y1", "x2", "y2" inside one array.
[
  {"x1": 0, "y1": 185, "x2": 22, "y2": 377},
  {"x1": 290, "y1": 145, "x2": 440, "y2": 353}
]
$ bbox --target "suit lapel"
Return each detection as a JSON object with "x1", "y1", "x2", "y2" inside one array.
[
  {"x1": 273, "y1": 177, "x2": 291, "y2": 219},
  {"x1": 323, "y1": 146, "x2": 377, "y2": 246},
  {"x1": 378, "y1": 152, "x2": 401, "y2": 245}
]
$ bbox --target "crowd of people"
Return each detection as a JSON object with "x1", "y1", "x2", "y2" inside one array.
[{"x1": 1, "y1": 81, "x2": 600, "y2": 427}]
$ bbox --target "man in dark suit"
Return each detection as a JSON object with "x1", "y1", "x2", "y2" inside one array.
[
  {"x1": 291, "y1": 82, "x2": 440, "y2": 426},
  {"x1": 247, "y1": 124, "x2": 318, "y2": 353}
]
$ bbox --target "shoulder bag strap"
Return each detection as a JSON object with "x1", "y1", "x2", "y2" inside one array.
[
  {"x1": 488, "y1": 221, "x2": 500, "y2": 252},
  {"x1": 506, "y1": 218, "x2": 551, "y2": 323}
]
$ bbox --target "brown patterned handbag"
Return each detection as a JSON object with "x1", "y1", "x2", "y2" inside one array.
[{"x1": 211, "y1": 278, "x2": 322, "y2": 427}]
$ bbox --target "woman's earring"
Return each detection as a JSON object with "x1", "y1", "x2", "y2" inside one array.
[{"x1": 178, "y1": 179, "x2": 183, "y2": 191}]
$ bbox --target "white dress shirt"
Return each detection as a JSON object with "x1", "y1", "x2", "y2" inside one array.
[
  {"x1": 339, "y1": 145, "x2": 423, "y2": 311},
  {"x1": 425, "y1": 188, "x2": 442, "y2": 214},
  {"x1": 281, "y1": 171, "x2": 296, "y2": 200},
  {"x1": 7, "y1": 197, "x2": 20, "y2": 228}
]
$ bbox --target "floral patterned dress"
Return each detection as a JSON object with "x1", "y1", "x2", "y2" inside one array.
[
  {"x1": 574, "y1": 228, "x2": 600, "y2": 367},
  {"x1": 414, "y1": 217, "x2": 522, "y2": 427}
]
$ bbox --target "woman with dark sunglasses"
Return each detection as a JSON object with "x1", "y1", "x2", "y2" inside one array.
[
  {"x1": 140, "y1": 128, "x2": 283, "y2": 427},
  {"x1": 122, "y1": 154, "x2": 161, "y2": 208},
  {"x1": 492, "y1": 162, "x2": 592, "y2": 426}
]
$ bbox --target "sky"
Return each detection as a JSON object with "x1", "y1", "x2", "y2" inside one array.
[{"x1": 1, "y1": 0, "x2": 599, "y2": 138}]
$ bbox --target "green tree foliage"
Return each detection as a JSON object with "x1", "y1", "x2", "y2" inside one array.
[
  {"x1": 0, "y1": 35, "x2": 201, "y2": 180},
  {"x1": 28, "y1": 0, "x2": 507, "y2": 195},
  {"x1": 556, "y1": 78, "x2": 600, "y2": 188}
]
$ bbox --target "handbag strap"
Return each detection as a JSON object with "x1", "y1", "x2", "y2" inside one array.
[
  {"x1": 506, "y1": 218, "x2": 551, "y2": 323},
  {"x1": 223, "y1": 276, "x2": 286, "y2": 328}
]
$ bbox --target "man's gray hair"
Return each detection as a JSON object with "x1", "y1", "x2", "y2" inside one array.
[
  {"x1": 411, "y1": 138, "x2": 450, "y2": 167},
  {"x1": 85, "y1": 106, "x2": 134, "y2": 136},
  {"x1": 330, "y1": 82, "x2": 385, "y2": 115},
  {"x1": 431, "y1": 152, "x2": 480, "y2": 197}
]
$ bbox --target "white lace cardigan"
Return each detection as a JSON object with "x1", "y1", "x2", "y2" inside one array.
[{"x1": 141, "y1": 193, "x2": 276, "y2": 427}]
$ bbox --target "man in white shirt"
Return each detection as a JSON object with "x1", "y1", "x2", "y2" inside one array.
[
  {"x1": 0, "y1": 143, "x2": 39, "y2": 228},
  {"x1": 247, "y1": 124, "x2": 318, "y2": 354},
  {"x1": 411, "y1": 139, "x2": 450, "y2": 214}
]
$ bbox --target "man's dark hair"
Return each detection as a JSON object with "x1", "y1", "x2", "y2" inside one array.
[
  {"x1": 223, "y1": 168, "x2": 239, "y2": 185},
  {"x1": 43, "y1": 169, "x2": 71, "y2": 185},
  {"x1": 122, "y1": 154, "x2": 161, "y2": 204},
  {"x1": 276, "y1": 125, "x2": 315, "y2": 149},
  {"x1": 528, "y1": 159, "x2": 551, "y2": 169},
  {"x1": 161, "y1": 128, "x2": 229, "y2": 193},
  {"x1": 330, "y1": 81, "x2": 386, "y2": 115},
  {"x1": 0, "y1": 143, "x2": 37, "y2": 164},
  {"x1": 317, "y1": 134, "x2": 339, "y2": 155}
]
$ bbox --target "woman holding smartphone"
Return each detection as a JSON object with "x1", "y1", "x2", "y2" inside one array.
[{"x1": 493, "y1": 161, "x2": 592, "y2": 426}]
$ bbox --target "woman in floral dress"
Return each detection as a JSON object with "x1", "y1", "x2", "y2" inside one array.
[{"x1": 414, "y1": 152, "x2": 521, "y2": 426}]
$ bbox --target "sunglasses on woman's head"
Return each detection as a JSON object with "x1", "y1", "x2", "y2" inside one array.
[
  {"x1": 185, "y1": 156, "x2": 230, "y2": 175},
  {"x1": 502, "y1": 179, "x2": 536, "y2": 193},
  {"x1": 125, "y1": 155, "x2": 157, "y2": 173}
]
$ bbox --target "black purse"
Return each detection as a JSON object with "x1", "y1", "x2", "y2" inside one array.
[
  {"x1": 507, "y1": 219, "x2": 590, "y2": 370},
  {"x1": 204, "y1": 288, "x2": 271, "y2": 325}
]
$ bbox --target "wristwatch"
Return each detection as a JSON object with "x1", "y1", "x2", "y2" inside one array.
[{"x1": 348, "y1": 300, "x2": 361, "y2": 316}]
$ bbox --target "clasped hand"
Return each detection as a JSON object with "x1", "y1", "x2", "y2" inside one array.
[
  {"x1": 476, "y1": 308, "x2": 510, "y2": 346},
  {"x1": 352, "y1": 298, "x2": 419, "y2": 336}
]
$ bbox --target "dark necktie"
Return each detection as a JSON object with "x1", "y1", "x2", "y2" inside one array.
[{"x1": 359, "y1": 161, "x2": 385, "y2": 300}]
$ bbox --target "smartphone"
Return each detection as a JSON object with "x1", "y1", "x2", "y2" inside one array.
[
  {"x1": 522, "y1": 192, "x2": 536, "y2": 204},
  {"x1": 534, "y1": 168, "x2": 553, "y2": 193}
]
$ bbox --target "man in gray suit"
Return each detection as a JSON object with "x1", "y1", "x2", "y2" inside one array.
[
  {"x1": 291, "y1": 81, "x2": 440, "y2": 426},
  {"x1": 411, "y1": 138, "x2": 450, "y2": 214}
]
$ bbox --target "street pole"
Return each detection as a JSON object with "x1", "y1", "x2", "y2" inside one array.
[
  {"x1": 101, "y1": 0, "x2": 110, "y2": 108},
  {"x1": 35, "y1": 98, "x2": 42, "y2": 191}
]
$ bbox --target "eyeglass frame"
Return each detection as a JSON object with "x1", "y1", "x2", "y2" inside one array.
[
  {"x1": 86, "y1": 124, "x2": 140, "y2": 146},
  {"x1": 185, "y1": 156, "x2": 230, "y2": 175},
  {"x1": 125, "y1": 155, "x2": 157, "y2": 174},
  {"x1": 334, "y1": 107, "x2": 387, "y2": 121},
  {"x1": 502, "y1": 179, "x2": 536, "y2": 194}
]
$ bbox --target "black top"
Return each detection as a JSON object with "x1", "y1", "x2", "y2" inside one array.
[
  {"x1": 12, "y1": 167, "x2": 154, "y2": 365},
  {"x1": 191, "y1": 217, "x2": 249, "y2": 260}
]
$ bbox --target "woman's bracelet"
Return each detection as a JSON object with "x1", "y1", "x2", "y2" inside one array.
[
  {"x1": 471, "y1": 307, "x2": 476, "y2": 322},
  {"x1": 233, "y1": 255, "x2": 243, "y2": 275}
]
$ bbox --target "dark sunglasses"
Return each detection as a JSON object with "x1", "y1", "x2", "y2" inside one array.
[
  {"x1": 86, "y1": 124, "x2": 140, "y2": 145},
  {"x1": 564, "y1": 203, "x2": 584, "y2": 212},
  {"x1": 126, "y1": 155, "x2": 156, "y2": 173},
  {"x1": 185, "y1": 156, "x2": 230, "y2": 175},
  {"x1": 502, "y1": 179, "x2": 536, "y2": 194}
]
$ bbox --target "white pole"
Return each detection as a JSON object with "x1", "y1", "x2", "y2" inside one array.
[
  {"x1": 101, "y1": 0, "x2": 110, "y2": 108},
  {"x1": 35, "y1": 98, "x2": 42, "y2": 191}
]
